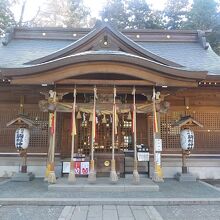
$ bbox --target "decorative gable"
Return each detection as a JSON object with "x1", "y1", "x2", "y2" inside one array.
[{"x1": 25, "y1": 24, "x2": 182, "y2": 67}]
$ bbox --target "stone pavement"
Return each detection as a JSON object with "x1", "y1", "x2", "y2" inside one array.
[
  {"x1": 1, "y1": 205, "x2": 220, "y2": 220},
  {"x1": 58, "y1": 205, "x2": 163, "y2": 220},
  {"x1": 0, "y1": 178, "x2": 220, "y2": 206}
]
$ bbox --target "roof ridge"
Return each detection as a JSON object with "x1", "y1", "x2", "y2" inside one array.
[{"x1": 24, "y1": 23, "x2": 183, "y2": 68}]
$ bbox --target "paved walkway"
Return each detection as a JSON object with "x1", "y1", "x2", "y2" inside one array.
[
  {"x1": 1, "y1": 204, "x2": 220, "y2": 220},
  {"x1": 58, "y1": 205, "x2": 163, "y2": 220},
  {"x1": 0, "y1": 178, "x2": 220, "y2": 199},
  {"x1": 0, "y1": 178, "x2": 220, "y2": 206}
]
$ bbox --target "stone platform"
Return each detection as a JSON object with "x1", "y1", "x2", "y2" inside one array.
[
  {"x1": 175, "y1": 172, "x2": 197, "y2": 182},
  {"x1": 11, "y1": 172, "x2": 35, "y2": 182},
  {"x1": 48, "y1": 177, "x2": 159, "y2": 192}
]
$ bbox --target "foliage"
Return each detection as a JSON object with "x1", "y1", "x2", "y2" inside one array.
[
  {"x1": 34, "y1": 0, "x2": 90, "y2": 27},
  {"x1": 163, "y1": 0, "x2": 189, "y2": 29},
  {"x1": 185, "y1": 0, "x2": 219, "y2": 30},
  {"x1": 0, "y1": 0, "x2": 15, "y2": 35},
  {"x1": 0, "y1": 0, "x2": 220, "y2": 55},
  {"x1": 100, "y1": 0, "x2": 163, "y2": 29},
  {"x1": 100, "y1": 0, "x2": 128, "y2": 29}
]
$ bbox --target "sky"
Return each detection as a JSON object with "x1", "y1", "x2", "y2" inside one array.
[{"x1": 12, "y1": 0, "x2": 167, "y2": 21}]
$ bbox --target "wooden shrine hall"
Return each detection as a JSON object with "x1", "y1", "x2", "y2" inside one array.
[{"x1": 0, "y1": 23, "x2": 220, "y2": 183}]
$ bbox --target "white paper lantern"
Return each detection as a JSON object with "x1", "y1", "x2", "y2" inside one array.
[
  {"x1": 15, "y1": 128, "x2": 30, "y2": 150},
  {"x1": 180, "y1": 129, "x2": 194, "y2": 151}
]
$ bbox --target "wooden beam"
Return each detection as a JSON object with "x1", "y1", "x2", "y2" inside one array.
[
  {"x1": 56, "y1": 79, "x2": 154, "y2": 86},
  {"x1": 55, "y1": 85, "x2": 153, "y2": 95}
]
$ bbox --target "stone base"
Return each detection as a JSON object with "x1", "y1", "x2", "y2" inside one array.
[
  {"x1": 11, "y1": 172, "x2": 35, "y2": 182},
  {"x1": 175, "y1": 172, "x2": 197, "y2": 182},
  {"x1": 48, "y1": 177, "x2": 159, "y2": 192}
]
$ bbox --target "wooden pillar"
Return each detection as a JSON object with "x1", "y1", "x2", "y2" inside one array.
[
  {"x1": 68, "y1": 88, "x2": 77, "y2": 183},
  {"x1": 152, "y1": 87, "x2": 164, "y2": 182},
  {"x1": 47, "y1": 111, "x2": 57, "y2": 184},
  {"x1": 46, "y1": 90, "x2": 57, "y2": 184},
  {"x1": 110, "y1": 86, "x2": 118, "y2": 183},
  {"x1": 88, "y1": 86, "x2": 97, "y2": 183},
  {"x1": 132, "y1": 86, "x2": 140, "y2": 184}
]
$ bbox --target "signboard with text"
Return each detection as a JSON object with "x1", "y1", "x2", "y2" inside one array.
[{"x1": 62, "y1": 161, "x2": 90, "y2": 175}]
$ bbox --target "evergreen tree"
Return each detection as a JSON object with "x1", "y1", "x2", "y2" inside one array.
[
  {"x1": 0, "y1": 0, "x2": 15, "y2": 34},
  {"x1": 127, "y1": 0, "x2": 163, "y2": 29},
  {"x1": 100, "y1": 0, "x2": 128, "y2": 29},
  {"x1": 34, "y1": 0, "x2": 90, "y2": 27},
  {"x1": 164, "y1": 0, "x2": 189, "y2": 30},
  {"x1": 100, "y1": 0, "x2": 163, "y2": 29},
  {"x1": 185, "y1": 0, "x2": 219, "y2": 30}
]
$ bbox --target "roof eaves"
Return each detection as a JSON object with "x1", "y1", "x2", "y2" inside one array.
[{"x1": 24, "y1": 23, "x2": 183, "y2": 68}]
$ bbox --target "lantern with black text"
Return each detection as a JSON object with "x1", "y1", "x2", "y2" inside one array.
[
  {"x1": 15, "y1": 128, "x2": 30, "y2": 150},
  {"x1": 180, "y1": 129, "x2": 194, "y2": 151}
]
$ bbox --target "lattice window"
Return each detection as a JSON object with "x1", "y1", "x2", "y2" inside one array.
[
  {"x1": 77, "y1": 113, "x2": 92, "y2": 155},
  {"x1": 0, "y1": 104, "x2": 49, "y2": 153},
  {"x1": 158, "y1": 111, "x2": 220, "y2": 153}
]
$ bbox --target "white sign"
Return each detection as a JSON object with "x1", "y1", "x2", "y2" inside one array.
[
  {"x1": 155, "y1": 152, "x2": 161, "y2": 165},
  {"x1": 62, "y1": 162, "x2": 70, "y2": 173},
  {"x1": 80, "y1": 162, "x2": 90, "y2": 175},
  {"x1": 137, "y1": 152, "x2": 150, "y2": 161},
  {"x1": 62, "y1": 161, "x2": 90, "y2": 175},
  {"x1": 154, "y1": 139, "x2": 162, "y2": 151}
]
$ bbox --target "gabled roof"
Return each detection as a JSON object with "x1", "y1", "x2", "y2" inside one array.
[
  {"x1": 24, "y1": 24, "x2": 182, "y2": 67},
  {"x1": 173, "y1": 116, "x2": 203, "y2": 128},
  {"x1": 7, "y1": 114, "x2": 36, "y2": 127},
  {"x1": 0, "y1": 23, "x2": 219, "y2": 82}
]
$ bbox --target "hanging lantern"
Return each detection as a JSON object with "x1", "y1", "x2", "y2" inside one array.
[
  {"x1": 127, "y1": 111, "x2": 132, "y2": 120},
  {"x1": 102, "y1": 114, "x2": 107, "y2": 124},
  {"x1": 15, "y1": 128, "x2": 30, "y2": 150},
  {"x1": 180, "y1": 129, "x2": 194, "y2": 151}
]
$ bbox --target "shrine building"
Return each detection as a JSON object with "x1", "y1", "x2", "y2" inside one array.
[{"x1": 0, "y1": 23, "x2": 220, "y2": 182}]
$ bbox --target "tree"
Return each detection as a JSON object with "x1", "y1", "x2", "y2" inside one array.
[
  {"x1": 127, "y1": 0, "x2": 163, "y2": 29},
  {"x1": 164, "y1": 0, "x2": 189, "y2": 30},
  {"x1": 208, "y1": 24, "x2": 220, "y2": 55},
  {"x1": 183, "y1": 0, "x2": 220, "y2": 55},
  {"x1": 185, "y1": 0, "x2": 219, "y2": 30},
  {"x1": 34, "y1": 0, "x2": 90, "y2": 27},
  {"x1": 100, "y1": 0, "x2": 128, "y2": 29},
  {"x1": 65, "y1": 0, "x2": 90, "y2": 27},
  {"x1": 100, "y1": 0, "x2": 163, "y2": 29},
  {"x1": 0, "y1": 0, "x2": 15, "y2": 34}
]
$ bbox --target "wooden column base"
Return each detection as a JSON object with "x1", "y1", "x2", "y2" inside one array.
[
  {"x1": 21, "y1": 165, "x2": 27, "y2": 173},
  {"x1": 110, "y1": 159, "x2": 118, "y2": 183},
  {"x1": 47, "y1": 163, "x2": 56, "y2": 184},
  {"x1": 133, "y1": 159, "x2": 140, "y2": 184},
  {"x1": 88, "y1": 160, "x2": 96, "y2": 183},
  {"x1": 68, "y1": 161, "x2": 76, "y2": 183},
  {"x1": 152, "y1": 164, "x2": 164, "y2": 182}
]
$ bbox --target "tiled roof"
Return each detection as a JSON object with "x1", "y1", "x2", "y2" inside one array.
[
  {"x1": 139, "y1": 42, "x2": 220, "y2": 75},
  {"x1": 0, "y1": 39, "x2": 73, "y2": 67},
  {"x1": 0, "y1": 26, "x2": 220, "y2": 75}
]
